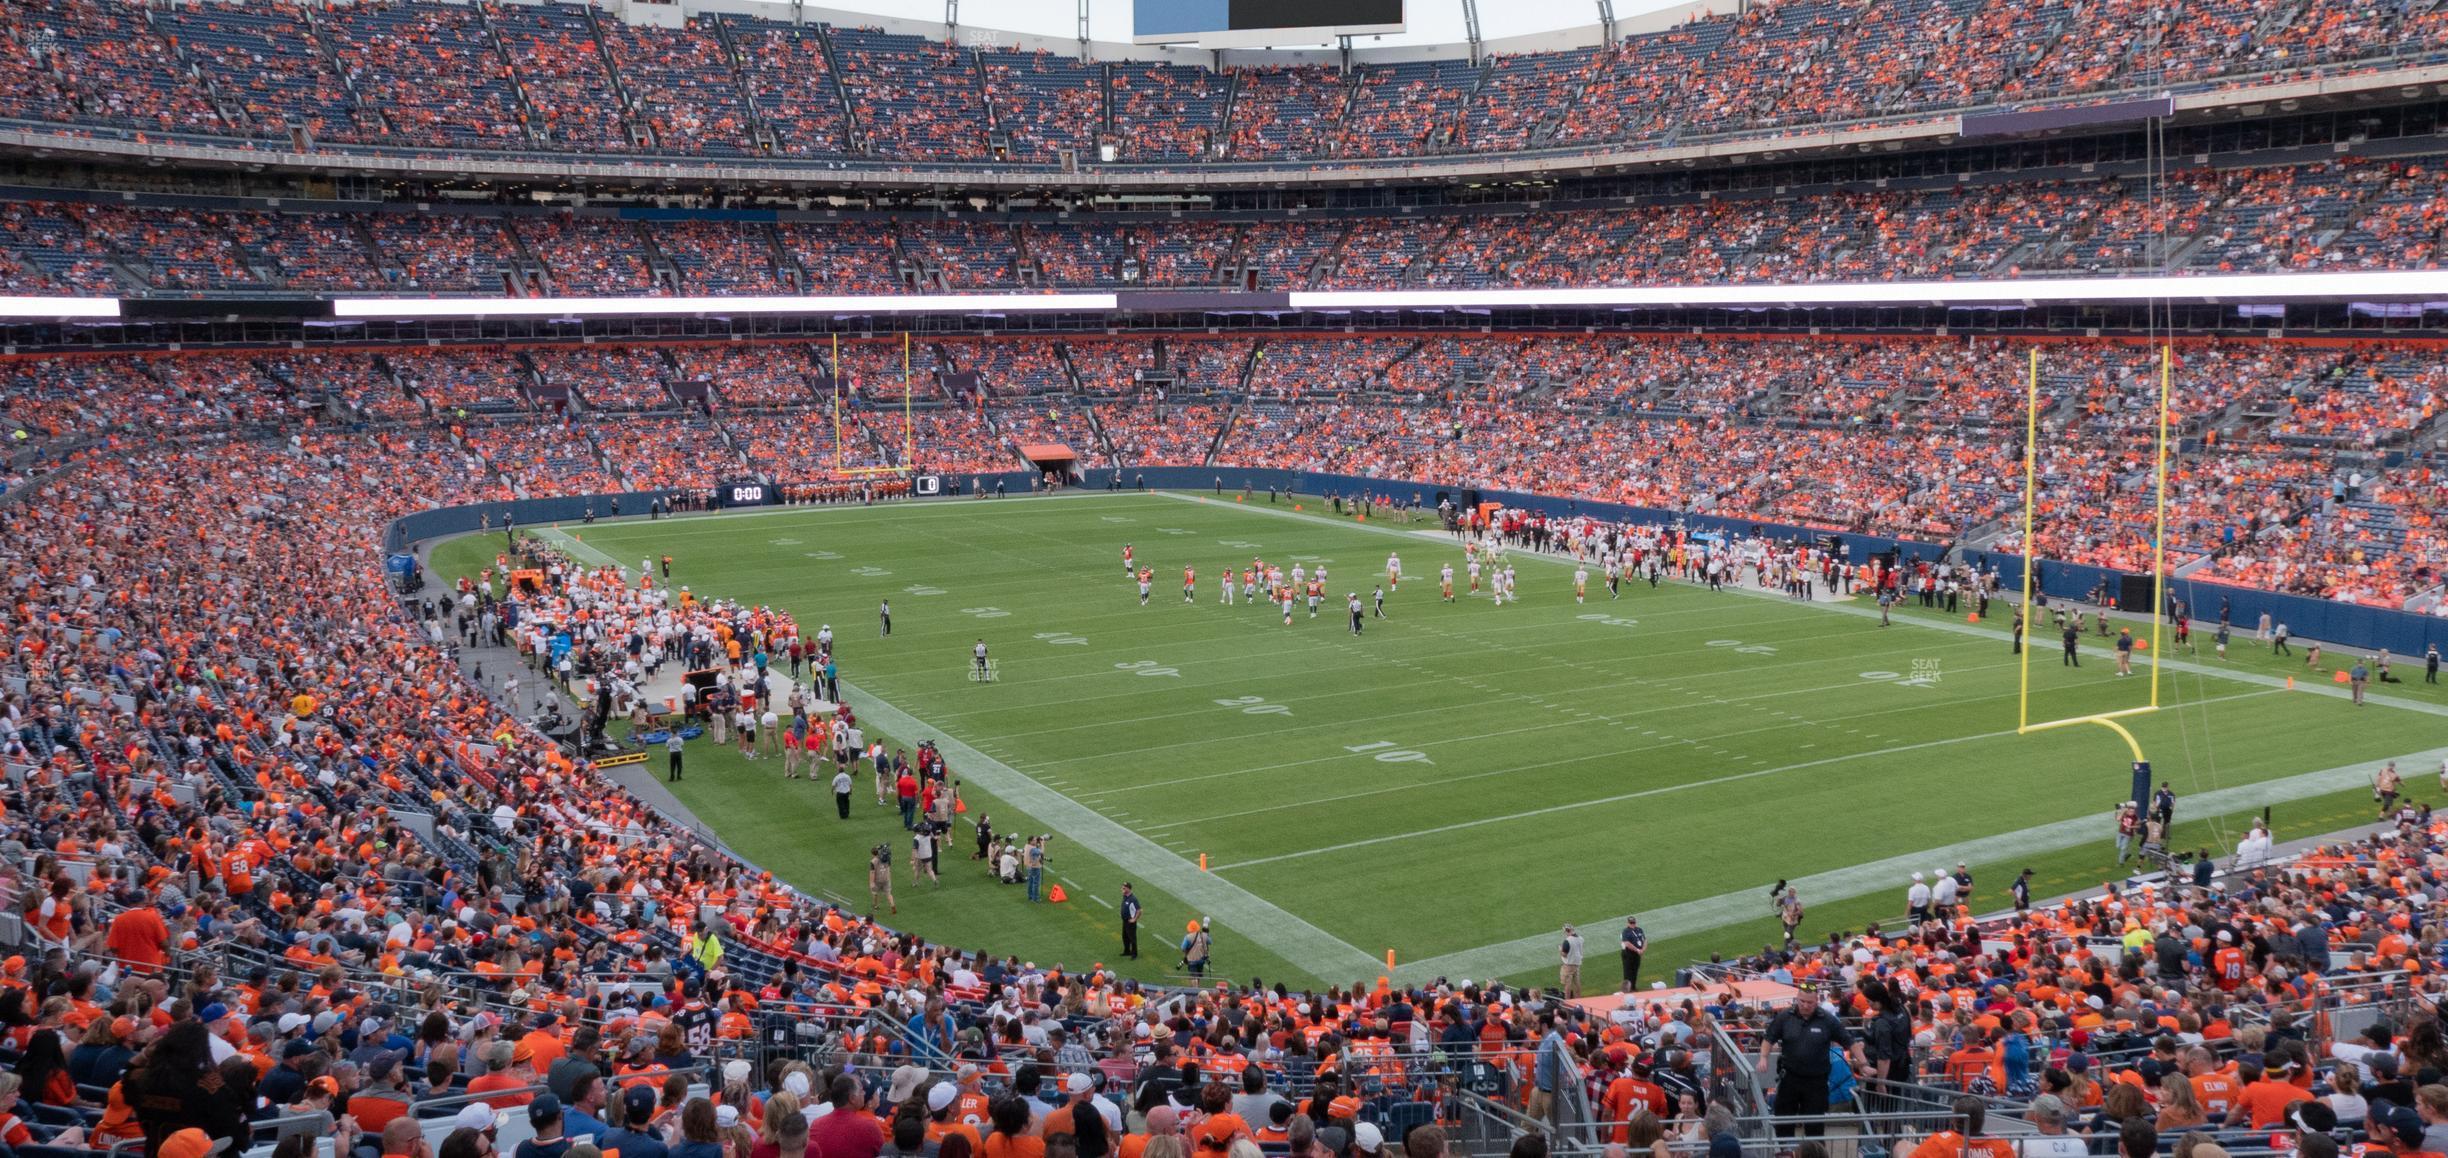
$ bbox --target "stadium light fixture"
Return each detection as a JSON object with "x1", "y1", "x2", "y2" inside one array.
[
  {"x1": 320, "y1": 270, "x2": 2448, "y2": 321},
  {"x1": 330, "y1": 292, "x2": 1122, "y2": 320},
  {"x1": 1288, "y1": 270, "x2": 2448, "y2": 310},
  {"x1": 0, "y1": 296, "x2": 119, "y2": 320}
]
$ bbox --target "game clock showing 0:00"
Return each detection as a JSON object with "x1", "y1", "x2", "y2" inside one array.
[{"x1": 725, "y1": 483, "x2": 767, "y2": 506}]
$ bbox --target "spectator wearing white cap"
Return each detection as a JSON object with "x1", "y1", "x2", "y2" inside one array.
[
  {"x1": 1931, "y1": 870, "x2": 1959, "y2": 913},
  {"x1": 926, "y1": 1081, "x2": 981, "y2": 1149},
  {"x1": 1907, "y1": 873, "x2": 1932, "y2": 924},
  {"x1": 886, "y1": 1066, "x2": 930, "y2": 1113},
  {"x1": 452, "y1": 1102, "x2": 499, "y2": 1139},
  {"x1": 2020, "y1": 1094, "x2": 2089, "y2": 1158},
  {"x1": 1044, "y1": 1072, "x2": 1101, "y2": 1138}
]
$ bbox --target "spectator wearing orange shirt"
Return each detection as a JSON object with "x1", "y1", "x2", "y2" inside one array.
[
  {"x1": 1186, "y1": 1082, "x2": 1249, "y2": 1153},
  {"x1": 467, "y1": 1040, "x2": 537, "y2": 1109},
  {"x1": 1943, "y1": 1030, "x2": 2005, "y2": 1095},
  {"x1": 2187, "y1": 1047, "x2": 2241, "y2": 1121},
  {"x1": 2158, "y1": 1072, "x2": 2210, "y2": 1131},
  {"x1": 1906, "y1": 1096, "x2": 2016, "y2": 1158},
  {"x1": 104, "y1": 889, "x2": 169, "y2": 973},
  {"x1": 349, "y1": 1054, "x2": 416, "y2": 1137},
  {"x1": 2229, "y1": 1058, "x2": 2311, "y2": 1130},
  {"x1": 517, "y1": 1016, "x2": 566, "y2": 1081},
  {"x1": 924, "y1": 1083, "x2": 983, "y2": 1150}
]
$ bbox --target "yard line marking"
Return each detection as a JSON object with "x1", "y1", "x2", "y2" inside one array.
[
  {"x1": 1076, "y1": 716, "x2": 1576, "y2": 798},
  {"x1": 840, "y1": 678, "x2": 1384, "y2": 977},
  {"x1": 1065, "y1": 656, "x2": 2037, "y2": 786},
  {"x1": 979, "y1": 674, "x2": 1479, "y2": 739},
  {"x1": 1057, "y1": 696, "x2": 1533, "y2": 782},
  {"x1": 1394, "y1": 740, "x2": 2448, "y2": 984},
  {"x1": 1206, "y1": 688, "x2": 2281, "y2": 873},
  {"x1": 1089, "y1": 895, "x2": 1116, "y2": 909}
]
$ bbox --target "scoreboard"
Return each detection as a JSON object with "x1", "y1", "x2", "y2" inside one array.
[{"x1": 1133, "y1": 0, "x2": 1404, "y2": 45}]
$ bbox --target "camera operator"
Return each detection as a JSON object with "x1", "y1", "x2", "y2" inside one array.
[{"x1": 867, "y1": 844, "x2": 896, "y2": 917}]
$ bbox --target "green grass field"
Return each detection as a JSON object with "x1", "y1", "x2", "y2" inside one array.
[{"x1": 430, "y1": 491, "x2": 2448, "y2": 993}]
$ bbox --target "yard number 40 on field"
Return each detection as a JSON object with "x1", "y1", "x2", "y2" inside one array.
[{"x1": 1214, "y1": 695, "x2": 1290, "y2": 715}]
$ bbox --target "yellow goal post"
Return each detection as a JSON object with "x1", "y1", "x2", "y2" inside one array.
[{"x1": 2014, "y1": 344, "x2": 2174, "y2": 767}]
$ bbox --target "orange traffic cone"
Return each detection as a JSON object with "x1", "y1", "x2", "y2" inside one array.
[{"x1": 1047, "y1": 885, "x2": 1068, "y2": 903}]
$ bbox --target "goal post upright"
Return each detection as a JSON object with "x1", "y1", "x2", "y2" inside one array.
[
  {"x1": 2148, "y1": 342, "x2": 2173, "y2": 710},
  {"x1": 2017, "y1": 347, "x2": 2041, "y2": 733},
  {"x1": 2016, "y1": 344, "x2": 2170, "y2": 772}
]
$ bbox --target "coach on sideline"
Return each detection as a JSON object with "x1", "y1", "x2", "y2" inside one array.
[{"x1": 1757, "y1": 984, "x2": 1857, "y2": 1139}]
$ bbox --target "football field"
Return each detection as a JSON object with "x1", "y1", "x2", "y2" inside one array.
[{"x1": 433, "y1": 491, "x2": 2448, "y2": 990}]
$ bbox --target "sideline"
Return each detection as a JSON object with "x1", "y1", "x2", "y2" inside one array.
[
  {"x1": 528, "y1": 524, "x2": 1387, "y2": 978},
  {"x1": 839, "y1": 686, "x2": 1388, "y2": 977},
  {"x1": 1392, "y1": 742, "x2": 2448, "y2": 983}
]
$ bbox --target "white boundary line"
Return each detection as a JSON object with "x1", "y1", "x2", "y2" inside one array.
[
  {"x1": 840, "y1": 680, "x2": 1387, "y2": 977},
  {"x1": 1393, "y1": 741, "x2": 2448, "y2": 983},
  {"x1": 1137, "y1": 676, "x2": 2073, "y2": 831},
  {"x1": 1208, "y1": 687, "x2": 2278, "y2": 872}
]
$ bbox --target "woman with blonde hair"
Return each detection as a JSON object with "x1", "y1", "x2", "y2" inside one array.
[
  {"x1": 718, "y1": 1105, "x2": 759, "y2": 1158},
  {"x1": 2157, "y1": 1072, "x2": 2206, "y2": 1131},
  {"x1": 1141, "y1": 1138, "x2": 1189, "y2": 1158},
  {"x1": 2324, "y1": 1065, "x2": 2369, "y2": 1127},
  {"x1": 756, "y1": 1092, "x2": 802, "y2": 1152}
]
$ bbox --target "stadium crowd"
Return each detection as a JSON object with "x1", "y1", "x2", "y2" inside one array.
[
  {"x1": 9, "y1": 5, "x2": 2448, "y2": 1158},
  {"x1": 5, "y1": 330, "x2": 2445, "y2": 606},
  {"x1": 11, "y1": 160, "x2": 2448, "y2": 298},
  {"x1": 7, "y1": 332, "x2": 2448, "y2": 1158},
  {"x1": 0, "y1": 0, "x2": 2437, "y2": 162}
]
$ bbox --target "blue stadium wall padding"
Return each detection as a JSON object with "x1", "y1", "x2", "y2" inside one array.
[{"x1": 391, "y1": 471, "x2": 2448, "y2": 657}]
